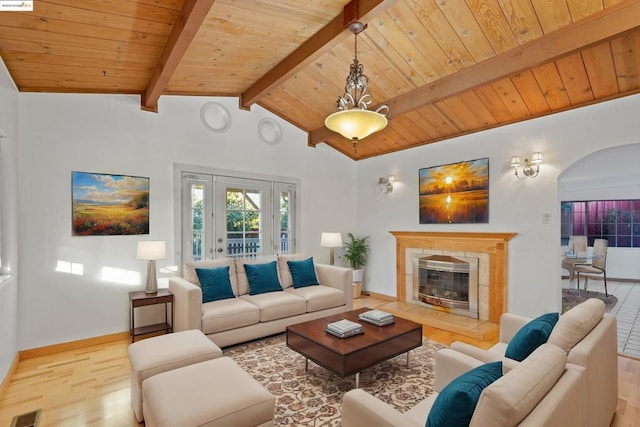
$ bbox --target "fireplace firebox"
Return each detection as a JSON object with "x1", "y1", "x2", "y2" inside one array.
[{"x1": 412, "y1": 255, "x2": 479, "y2": 319}]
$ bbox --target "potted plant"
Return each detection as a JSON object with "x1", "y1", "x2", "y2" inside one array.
[{"x1": 343, "y1": 233, "x2": 369, "y2": 298}]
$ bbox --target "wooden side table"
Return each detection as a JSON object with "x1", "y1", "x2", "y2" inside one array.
[{"x1": 129, "y1": 289, "x2": 173, "y2": 342}]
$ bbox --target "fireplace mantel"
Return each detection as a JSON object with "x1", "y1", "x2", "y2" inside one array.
[{"x1": 391, "y1": 231, "x2": 517, "y2": 323}]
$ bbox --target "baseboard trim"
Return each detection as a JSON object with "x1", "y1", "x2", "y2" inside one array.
[
  {"x1": 0, "y1": 353, "x2": 20, "y2": 401},
  {"x1": 361, "y1": 290, "x2": 396, "y2": 301},
  {"x1": 20, "y1": 331, "x2": 130, "y2": 360}
]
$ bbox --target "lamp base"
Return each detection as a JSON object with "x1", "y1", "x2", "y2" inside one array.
[{"x1": 144, "y1": 260, "x2": 158, "y2": 294}]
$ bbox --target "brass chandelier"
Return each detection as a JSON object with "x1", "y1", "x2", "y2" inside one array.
[{"x1": 325, "y1": 22, "x2": 389, "y2": 147}]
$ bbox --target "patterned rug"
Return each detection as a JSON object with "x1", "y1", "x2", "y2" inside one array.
[
  {"x1": 224, "y1": 334, "x2": 444, "y2": 426},
  {"x1": 562, "y1": 288, "x2": 617, "y2": 314}
]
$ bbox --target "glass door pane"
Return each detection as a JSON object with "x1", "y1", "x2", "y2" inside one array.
[
  {"x1": 274, "y1": 182, "x2": 295, "y2": 254},
  {"x1": 181, "y1": 173, "x2": 213, "y2": 263},
  {"x1": 215, "y1": 177, "x2": 272, "y2": 258}
]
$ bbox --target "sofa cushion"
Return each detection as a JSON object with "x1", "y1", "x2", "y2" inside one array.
[
  {"x1": 235, "y1": 256, "x2": 277, "y2": 295},
  {"x1": 505, "y1": 312, "x2": 559, "y2": 362},
  {"x1": 240, "y1": 292, "x2": 306, "y2": 322},
  {"x1": 244, "y1": 261, "x2": 283, "y2": 295},
  {"x1": 426, "y1": 361, "x2": 503, "y2": 427},
  {"x1": 287, "y1": 257, "x2": 319, "y2": 288},
  {"x1": 470, "y1": 343, "x2": 567, "y2": 427},
  {"x1": 285, "y1": 285, "x2": 345, "y2": 312},
  {"x1": 201, "y1": 298, "x2": 260, "y2": 334},
  {"x1": 196, "y1": 266, "x2": 236, "y2": 303},
  {"x1": 277, "y1": 254, "x2": 310, "y2": 289},
  {"x1": 184, "y1": 258, "x2": 238, "y2": 295},
  {"x1": 548, "y1": 298, "x2": 605, "y2": 352}
]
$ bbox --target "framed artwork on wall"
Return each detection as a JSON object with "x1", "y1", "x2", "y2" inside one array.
[
  {"x1": 72, "y1": 171, "x2": 149, "y2": 236},
  {"x1": 419, "y1": 158, "x2": 489, "y2": 224}
]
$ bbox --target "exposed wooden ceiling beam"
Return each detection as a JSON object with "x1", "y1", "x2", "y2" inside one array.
[
  {"x1": 239, "y1": 0, "x2": 398, "y2": 110},
  {"x1": 309, "y1": 0, "x2": 640, "y2": 145},
  {"x1": 141, "y1": 0, "x2": 216, "y2": 112}
]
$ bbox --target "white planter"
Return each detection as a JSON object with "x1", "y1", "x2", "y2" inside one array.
[{"x1": 352, "y1": 268, "x2": 364, "y2": 282}]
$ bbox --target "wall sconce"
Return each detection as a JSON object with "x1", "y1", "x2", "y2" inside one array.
[
  {"x1": 379, "y1": 175, "x2": 395, "y2": 193},
  {"x1": 320, "y1": 232, "x2": 343, "y2": 265},
  {"x1": 510, "y1": 152, "x2": 543, "y2": 179}
]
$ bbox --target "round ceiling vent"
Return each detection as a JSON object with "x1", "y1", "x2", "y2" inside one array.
[
  {"x1": 200, "y1": 102, "x2": 231, "y2": 133},
  {"x1": 257, "y1": 118, "x2": 282, "y2": 145}
]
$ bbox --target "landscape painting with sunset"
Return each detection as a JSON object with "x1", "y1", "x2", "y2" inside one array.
[
  {"x1": 419, "y1": 158, "x2": 489, "y2": 224},
  {"x1": 72, "y1": 172, "x2": 149, "y2": 236}
]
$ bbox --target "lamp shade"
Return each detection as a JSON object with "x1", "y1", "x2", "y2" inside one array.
[
  {"x1": 137, "y1": 241, "x2": 166, "y2": 260},
  {"x1": 325, "y1": 109, "x2": 388, "y2": 141},
  {"x1": 320, "y1": 232, "x2": 343, "y2": 248}
]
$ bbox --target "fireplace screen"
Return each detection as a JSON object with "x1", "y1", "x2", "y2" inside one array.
[{"x1": 413, "y1": 254, "x2": 479, "y2": 318}]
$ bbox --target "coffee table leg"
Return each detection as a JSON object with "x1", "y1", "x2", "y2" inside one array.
[
  {"x1": 355, "y1": 372, "x2": 360, "y2": 388},
  {"x1": 406, "y1": 351, "x2": 410, "y2": 367},
  {"x1": 305, "y1": 358, "x2": 308, "y2": 372}
]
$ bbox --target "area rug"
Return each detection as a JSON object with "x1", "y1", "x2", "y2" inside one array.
[
  {"x1": 562, "y1": 288, "x2": 617, "y2": 313},
  {"x1": 224, "y1": 334, "x2": 444, "y2": 426}
]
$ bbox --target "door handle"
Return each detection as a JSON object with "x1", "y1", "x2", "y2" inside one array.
[{"x1": 217, "y1": 248, "x2": 223, "y2": 253}]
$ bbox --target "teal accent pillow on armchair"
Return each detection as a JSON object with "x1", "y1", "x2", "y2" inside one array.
[
  {"x1": 245, "y1": 261, "x2": 283, "y2": 295},
  {"x1": 195, "y1": 266, "x2": 235, "y2": 303},
  {"x1": 287, "y1": 257, "x2": 319, "y2": 288},
  {"x1": 505, "y1": 312, "x2": 559, "y2": 362},
  {"x1": 426, "y1": 361, "x2": 503, "y2": 427}
]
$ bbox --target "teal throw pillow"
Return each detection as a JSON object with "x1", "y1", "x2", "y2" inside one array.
[
  {"x1": 245, "y1": 261, "x2": 282, "y2": 295},
  {"x1": 505, "y1": 312, "x2": 559, "y2": 362},
  {"x1": 426, "y1": 361, "x2": 503, "y2": 427},
  {"x1": 195, "y1": 266, "x2": 235, "y2": 303},
  {"x1": 288, "y1": 257, "x2": 319, "y2": 288}
]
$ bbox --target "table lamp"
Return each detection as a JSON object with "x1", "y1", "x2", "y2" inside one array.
[
  {"x1": 320, "y1": 232, "x2": 343, "y2": 265},
  {"x1": 137, "y1": 240, "x2": 166, "y2": 294}
]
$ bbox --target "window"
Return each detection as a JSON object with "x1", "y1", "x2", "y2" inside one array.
[
  {"x1": 176, "y1": 165, "x2": 298, "y2": 270},
  {"x1": 561, "y1": 199, "x2": 640, "y2": 247}
]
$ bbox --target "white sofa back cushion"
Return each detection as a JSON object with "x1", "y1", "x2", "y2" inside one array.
[
  {"x1": 184, "y1": 258, "x2": 239, "y2": 295},
  {"x1": 548, "y1": 298, "x2": 605, "y2": 352},
  {"x1": 234, "y1": 256, "x2": 278, "y2": 295},
  {"x1": 277, "y1": 254, "x2": 315, "y2": 289},
  {"x1": 470, "y1": 343, "x2": 567, "y2": 427}
]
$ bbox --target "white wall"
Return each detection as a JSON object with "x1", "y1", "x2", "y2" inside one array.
[
  {"x1": 0, "y1": 58, "x2": 20, "y2": 381},
  {"x1": 354, "y1": 93, "x2": 640, "y2": 317},
  {"x1": 17, "y1": 93, "x2": 356, "y2": 350},
  {"x1": 560, "y1": 144, "x2": 640, "y2": 279}
]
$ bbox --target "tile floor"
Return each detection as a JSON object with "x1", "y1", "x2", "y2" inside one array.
[{"x1": 563, "y1": 278, "x2": 640, "y2": 357}]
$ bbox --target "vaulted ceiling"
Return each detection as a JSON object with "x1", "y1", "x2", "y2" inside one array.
[{"x1": 1, "y1": 0, "x2": 639, "y2": 160}]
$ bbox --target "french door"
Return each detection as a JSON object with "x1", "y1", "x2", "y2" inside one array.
[{"x1": 181, "y1": 171, "x2": 296, "y2": 266}]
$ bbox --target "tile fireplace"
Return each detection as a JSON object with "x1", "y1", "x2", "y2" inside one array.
[{"x1": 391, "y1": 231, "x2": 517, "y2": 323}]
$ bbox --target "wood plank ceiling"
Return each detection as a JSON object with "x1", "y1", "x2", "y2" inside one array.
[{"x1": 1, "y1": 0, "x2": 639, "y2": 160}]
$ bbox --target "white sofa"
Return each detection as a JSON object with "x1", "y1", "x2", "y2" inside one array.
[
  {"x1": 342, "y1": 343, "x2": 587, "y2": 427},
  {"x1": 169, "y1": 254, "x2": 353, "y2": 347},
  {"x1": 449, "y1": 298, "x2": 617, "y2": 427}
]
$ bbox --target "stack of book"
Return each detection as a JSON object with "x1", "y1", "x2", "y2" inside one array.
[
  {"x1": 358, "y1": 309, "x2": 395, "y2": 326},
  {"x1": 325, "y1": 319, "x2": 364, "y2": 338}
]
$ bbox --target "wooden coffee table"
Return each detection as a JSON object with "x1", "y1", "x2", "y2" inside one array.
[{"x1": 286, "y1": 307, "x2": 423, "y2": 387}]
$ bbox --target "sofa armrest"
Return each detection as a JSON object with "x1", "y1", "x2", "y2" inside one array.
[
  {"x1": 433, "y1": 348, "x2": 485, "y2": 392},
  {"x1": 499, "y1": 313, "x2": 532, "y2": 343},
  {"x1": 168, "y1": 277, "x2": 202, "y2": 332},
  {"x1": 315, "y1": 263, "x2": 353, "y2": 310},
  {"x1": 342, "y1": 388, "x2": 420, "y2": 427},
  {"x1": 449, "y1": 341, "x2": 503, "y2": 364}
]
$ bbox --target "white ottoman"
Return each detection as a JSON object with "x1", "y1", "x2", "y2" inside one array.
[
  {"x1": 142, "y1": 357, "x2": 275, "y2": 427},
  {"x1": 128, "y1": 329, "x2": 223, "y2": 422}
]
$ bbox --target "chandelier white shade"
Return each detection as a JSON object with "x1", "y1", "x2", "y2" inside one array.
[{"x1": 325, "y1": 22, "x2": 389, "y2": 146}]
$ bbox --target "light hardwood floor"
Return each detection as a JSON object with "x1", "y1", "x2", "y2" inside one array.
[{"x1": 0, "y1": 294, "x2": 638, "y2": 426}]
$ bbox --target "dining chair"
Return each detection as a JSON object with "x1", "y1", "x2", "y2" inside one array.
[
  {"x1": 568, "y1": 235, "x2": 587, "y2": 253},
  {"x1": 574, "y1": 238, "x2": 608, "y2": 297}
]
